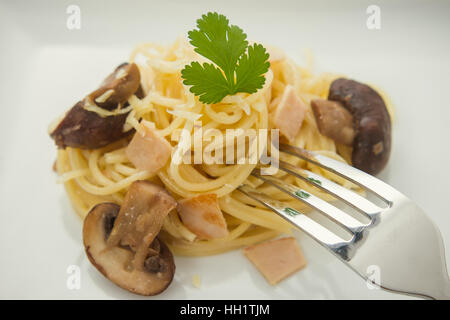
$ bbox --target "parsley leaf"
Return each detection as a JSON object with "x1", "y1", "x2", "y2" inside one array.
[
  {"x1": 181, "y1": 12, "x2": 270, "y2": 104},
  {"x1": 182, "y1": 62, "x2": 230, "y2": 104},
  {"x1": 235, "y1": 44, "x2": 270, "y2": 94}
]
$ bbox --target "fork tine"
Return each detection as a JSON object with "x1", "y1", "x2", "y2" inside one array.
[
  {"x1": 279, "y1": 160, "x2": 382, "y2": 218},
  {"x1": 251, "y1": 170, "x2": 369, "y2": 233},
  {"x1": 279, "y1": 143, "x2": 403, "y2": 203},
  {"x1": 237, "y1": 184, "x2": 355, "y2": 260}
]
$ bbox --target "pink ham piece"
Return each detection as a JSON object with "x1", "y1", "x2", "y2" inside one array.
[
  {"x1": 177, "y1": 194, "x2": 229, "y2": 240},
  {"x1": 126, "y1": 120, "x2": 172, "y2": 174},
  {"x1": 270, "y1": 85, "x2": 306, "y2": 142},
  {"x1": 243, "y1": 237, "x2": 307, "y2": 285}
]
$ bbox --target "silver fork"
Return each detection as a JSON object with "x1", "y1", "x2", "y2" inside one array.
[{"x1": 238, "y1": 143, "x2": 450, "y2": 299}]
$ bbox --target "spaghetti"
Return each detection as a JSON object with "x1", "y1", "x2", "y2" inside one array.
[{"x1": 55, "y1": 37, "x2": 386, "y2": 256}]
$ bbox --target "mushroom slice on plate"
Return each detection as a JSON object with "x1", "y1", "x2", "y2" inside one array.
[
  {"x1": 328, "y1": 78, "x2": 392, "y2": 175},
  {"x1": 50, "y1": 63, "x2": 142, "y2": 149},
  {"x1": 83, "y1": 180, "x2": 177, "y2": 296}
]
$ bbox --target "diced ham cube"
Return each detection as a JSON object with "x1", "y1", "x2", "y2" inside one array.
[
  {"x1": 270, "y1": 85, "x2": 306, "y2": 142},
  {"x1": 126, "y1": 120, "x2": 172, "y2": 174},
  {"x1": 243, "y1": 237, "x2": 307, "y2": 285},
  {"x1": 177, "y1": 194, "x2": 229, "y2": 240}
]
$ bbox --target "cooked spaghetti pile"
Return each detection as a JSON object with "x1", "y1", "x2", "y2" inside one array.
[{"x1": 55, "y1": 37, "x2": 388, "y2": 256}]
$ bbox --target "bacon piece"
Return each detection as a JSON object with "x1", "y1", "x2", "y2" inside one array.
[
  {"x1": 177, "y1": 194, "x2": 229, "y2": 240},
  {"x1": 243, "y1": 237, "x2": 307, "y2": 285},
  {"x1": 270, "y1": 85, "x2": 306, "y2": 142},
  {"x1": 126, "y1": 121, "x2": 172, "y2": 174}
]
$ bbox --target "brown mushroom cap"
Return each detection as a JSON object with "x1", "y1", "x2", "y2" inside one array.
[
  {"x1": 328, "y1": 78, "x2": 391, "y2": 175},
  {"x1": 83, "y1": 200, "x2": 176, "y2": 296},
  {"x1": 50, "y1": 63, "x2": 142, "y2": 149}
]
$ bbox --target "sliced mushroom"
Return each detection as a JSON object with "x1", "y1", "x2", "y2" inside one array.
[
  {"x1": 107, "y1": 181, "x2": 177, "y2": 270},
  {"x1": 328, "y1": 78, "x2": 392, "y2": 175},
  {"x1": 83, "y1": 180, "x2": 177, "y2": 296},
  {"x1": 87, "y1": 63, "x2": 141, "y2": 111},
  {"x1": 50, "y1": 63, "x2": 142, "y2": 149},
  {"x1": 311, "y1": 99, "x2": 355, "y2": 146},
  {"x1": 50, "y1": 101, "x2": 131, "y2": 149}
]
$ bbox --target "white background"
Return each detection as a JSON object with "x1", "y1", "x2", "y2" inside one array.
[{"x1": 0, "y1": 0, "x2": 449, "y2": 299}]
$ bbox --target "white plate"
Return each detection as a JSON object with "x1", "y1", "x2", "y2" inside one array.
[{"x1": 1, "y1": 0, "x2": 449, "y2": 299}]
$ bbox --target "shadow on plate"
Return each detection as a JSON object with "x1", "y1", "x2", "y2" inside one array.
[
  {"x1": 59, "y1": 194, "x2": 83, "y2": 243},
  {"x1": 86, "y1": 262, "x2": 187, "y2": 299}
]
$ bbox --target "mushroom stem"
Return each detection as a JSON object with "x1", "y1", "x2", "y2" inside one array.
[{"x1": 82, "y1": 181, "x2": 177, "y2": 296}]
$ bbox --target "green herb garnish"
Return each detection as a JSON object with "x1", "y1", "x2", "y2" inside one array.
[
  {"x1": 181, "y1": 12, "x2": 270, "y2": 104},
  {"x1": 283, "y1": 207, "x2": 300, "y2": 217},
  {"x1": 294, "y1": 190, "x2": 310, "y2": 199},
  {"x1": 307, "y1": 177, "x2": 322, "y2": 185}
]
